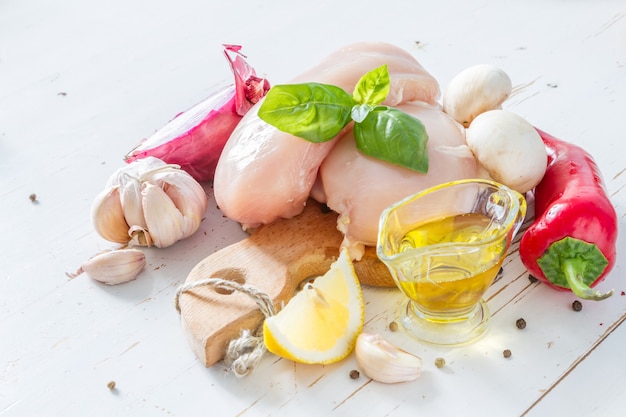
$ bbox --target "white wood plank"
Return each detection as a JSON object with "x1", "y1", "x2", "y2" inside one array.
[
  {"x1": 2, "y1": 0, "x2": 625, "y2": 416},
  {"x1": 525, "y1": 314, "x2": 626, "y2": 417}
]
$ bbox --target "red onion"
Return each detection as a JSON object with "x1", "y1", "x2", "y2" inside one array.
[{"x1": 125, "y1": 45, "x2": 270, "y2": 182}]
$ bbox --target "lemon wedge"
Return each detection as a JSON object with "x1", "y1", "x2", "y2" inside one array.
[{"x1": 263, "y1": 248, "x2": 365, "y2": 364}]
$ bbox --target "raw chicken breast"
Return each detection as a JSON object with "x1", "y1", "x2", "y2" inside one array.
[
  {"x1": 316, "y1": 101, "x2": 485, "y2": 260},
  {"x1": 290, "y1": 41, "x2": 441, "y2": 106},
  {"x1": 214, "y1": 42, "x2": 441, "y2": 228},
  {"x1": 215, "y1": 103, "x2": 339, "y2": 228}
]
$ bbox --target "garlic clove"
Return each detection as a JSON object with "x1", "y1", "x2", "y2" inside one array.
[
  {"x1": 136, "y1": 158, "x2": 179, "y2": 183},
  {"x1": 128, "y1": 224, "x2": 153, "y2": 247},
  {"x1": 141, "y1": 183, "x2": 184, "y2": 248},
  {"x1": 91, "y1": 186, "x2": 131, "y2": 244},
  {"x1": 153, "y1": 170, "x2": 208, "y2": 237},
  {"x1": 70, "y1": 248, "x2": 146, "y2": 285},
  {"x1": 355, "y1": 332, "x2": 423, "y2": 384},
  {"x1": 119, "y1": 177, "x2": 147, "y2": 230},
  {"x1": 106, "y1": 156, "x2": 168, "y2": 188}
]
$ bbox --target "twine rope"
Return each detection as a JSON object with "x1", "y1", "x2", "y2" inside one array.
[{"x1": 174, "y1": 278, "x2": 276, "y2": 377}]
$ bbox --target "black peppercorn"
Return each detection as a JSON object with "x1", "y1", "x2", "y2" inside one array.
[
  {"x1": 434, "y1": 357, "x2": 446, "y2": 368},
  {"x1": 516, "y1": 318, "x2": 527, "y2": 329}
]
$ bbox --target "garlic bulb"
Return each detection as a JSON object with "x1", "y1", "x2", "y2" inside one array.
[
  {"x1": 355, "y1": 332, "x2": 422, "y2": 384},
  {"x1": 67, "y1": 248, "x2": 146, "y2": 285},
  {"x1": 92, "y1": 157, "x2": 208, "y2": 248}
]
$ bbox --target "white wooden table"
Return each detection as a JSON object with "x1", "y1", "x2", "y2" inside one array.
[{"x1": 2, "y1": 1, "x2": 626, "y2": 416}]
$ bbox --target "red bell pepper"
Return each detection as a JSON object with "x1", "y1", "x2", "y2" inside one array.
[{"x1": 519, "y1": 128, "x2": 618, "y2": 301}]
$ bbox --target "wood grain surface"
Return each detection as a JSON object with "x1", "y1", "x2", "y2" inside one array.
[{"x1": 2, "y1": 1, "x2": 625, "y2": 416}]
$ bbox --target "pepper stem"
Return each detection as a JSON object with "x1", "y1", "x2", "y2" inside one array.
[
  {"x1": 537, "y1": 237, "x2": 613, "y2": 301},
  {"x1": 562, "y1": 259, "x2": 613, "y2": 301}
]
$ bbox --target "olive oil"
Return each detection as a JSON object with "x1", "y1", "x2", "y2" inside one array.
[{"x1": 395, "y1": 212, "x2": 505, "y2": 317}]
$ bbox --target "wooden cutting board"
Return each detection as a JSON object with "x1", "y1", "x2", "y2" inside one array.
[{"x1": 177, "y1": 200, "x2": 394, "y2": 367}]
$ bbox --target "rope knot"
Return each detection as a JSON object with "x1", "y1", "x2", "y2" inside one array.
[{"x1": 174, "y1": 278, "x2": 276, "y2": 377}]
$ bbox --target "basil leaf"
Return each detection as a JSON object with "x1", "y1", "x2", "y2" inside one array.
[
  {"x1": 353, "y1": 107, "x2": 429, "y2": 173},
  {"x1": 351, "y1": 104, "x2": 373, "y2": 123},
  {"x1": 258, "y1": 83, "x2": 355, "y2": 143},
  {"x1": 353, "y1": 65, "x2": 390, "y2": 106}
]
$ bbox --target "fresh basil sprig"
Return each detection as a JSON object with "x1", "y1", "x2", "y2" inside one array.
[{"x1": 257, "y1": 65, "x2": 429, "y2": 173}]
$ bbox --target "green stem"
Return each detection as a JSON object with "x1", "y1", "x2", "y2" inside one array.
[{"x1": 562, "y1": 259, "x2": 613, "y2": 301}]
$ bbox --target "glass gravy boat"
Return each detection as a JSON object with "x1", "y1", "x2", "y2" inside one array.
[{"x1": 377, "y1": 179, "x2": 527, "y2": 346}]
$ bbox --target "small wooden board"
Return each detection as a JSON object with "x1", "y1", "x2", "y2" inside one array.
[{"x1": 178, "y1": 200, "x2": 393, "y2": 367}]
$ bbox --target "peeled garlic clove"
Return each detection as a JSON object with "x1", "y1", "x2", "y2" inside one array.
[
  {"x1": 355, "y1": 332, "x2": 422, "y2": 384},
  {"x1": 91, "y1": 186, "x2": 131, "y2": 244},
  {"x1": 141, "y1": 183, "x2": 184, "y2": 248},
  {"x1": 71, "y1": 248, "x2": 146, "y2": 285}
]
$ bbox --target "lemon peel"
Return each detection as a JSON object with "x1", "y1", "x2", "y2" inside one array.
[{"x1": 263, "y1": 248, "x2": 365, "y2": 364}]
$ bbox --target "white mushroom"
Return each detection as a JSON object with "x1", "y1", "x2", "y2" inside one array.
[
  {"x1": 465, "y1": 109, "x2": 547, "y2": 194},
  {"x1": 443, "y1": 64, "x2": 512, "y2": 127}
]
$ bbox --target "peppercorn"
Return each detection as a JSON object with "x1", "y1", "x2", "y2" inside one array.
[
  {"x1": 389, "y1": 321, "x2": 398, "y2": 332},
  {"x1": 107, "y1": 381, "x2": 116, "y2": 390},
  {"x1": 572, "y1": 300, "x2": 583, "y2": 312},
  {"x1": 516, "y1": 318, "x2": 527, "y2": 329},
  {"x1": 503, "y1": 349, "x2": 512, "y2": 358},
  {"x1": 349, "y1": 370, "x2": 360, "y2": 379},
  {"x1": 528, "y1": 274, "x2": 539, "y2": 284},
  {"x1": 434, "y1": 357, "x2": 446, "y2": 368}
]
